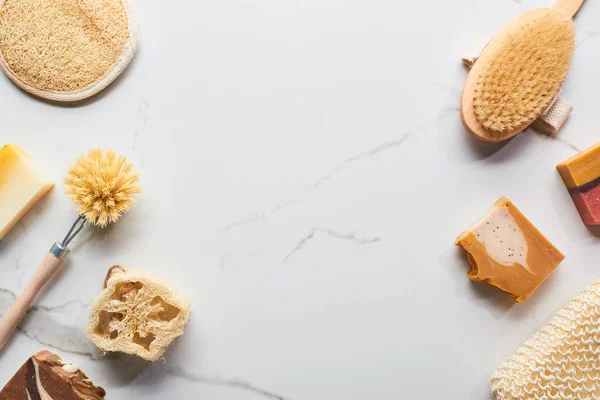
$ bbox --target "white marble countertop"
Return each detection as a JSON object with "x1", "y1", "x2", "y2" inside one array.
[{"x1": 1, "y1": 0, "x2": 600, "y2": 398}]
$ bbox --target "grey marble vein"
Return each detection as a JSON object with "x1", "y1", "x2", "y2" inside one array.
[
  {"x1": 283, "y1": 228, "x2": 381, "y2": 263},
  {"x1": 219, "y1": 128, "x2": 420, "y2": 236},
  {"x1": 132, "y1": 130, "x2": 142, "y2": 151},
  {"x1": 552, "y1": 136, "x2": 581, "y2": 153},
  {"x1": 576, "y1": 29, "x2": 600, "y2": 51},
  {"x1": 433, "y1": 82, "x2": 461, "y2": 94},
  {"x1": 164, "y1": 365, "x2": 288, "y2": 400},
  {"x1": 307, "y1": 129, "x2": 420, "y2": 192},
  {"x1": 203, "y1": 128, "x2": 419, "y2": 258},
  {"x1": 220, "y1": 252, "x2": 231, "y2": 271},
  {"x1": 17, "y1": 326, "x2": 96, "y2": 360},
  {"x1": 132, "y1": 71, "x2": 150, "y2": 173},
  {"x1": 28, "y1": 299, "x2": 90, "y2": 314},
  {"x1": 0, "y1": 287, "x2": 96, "y2": 359},
  {"x1": 534, "y1": 131, "x2": 581, "y2": 153},
  {"x1": 436, "y1": 105, "x2": 460, "y2": 123}
]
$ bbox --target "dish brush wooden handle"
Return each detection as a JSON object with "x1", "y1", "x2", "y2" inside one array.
[
  {"x1": 553, "y1": 0, "x2": 584, "y2": 18},
  {"x1": 0, "y1": 244, "x2": 69, "y2": 351}
]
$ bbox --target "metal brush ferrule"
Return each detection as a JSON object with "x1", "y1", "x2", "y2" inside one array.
[
  {"x1": 59, "y1": 215, "x2": 87, "y2": 249},
  {"x1": 49, "y1": 242, "x2": 70, "y2": 260}
]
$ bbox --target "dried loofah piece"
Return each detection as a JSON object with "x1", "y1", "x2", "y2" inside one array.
[
  {"x1": 473, "y1": 9, "x2": 575, "y2": 136},
  {"x1": 0, "y1": 0, "x2": 138, "y2": 101},
  {"x1": 87, "y1": 266, "x2": 191, "y2": 362},
  {"x1": 491, "y1": 281, "x2": 600, "y2": 399},
  {"x1": 64, "y1": 148, "x2": 140, "y2": 227}
]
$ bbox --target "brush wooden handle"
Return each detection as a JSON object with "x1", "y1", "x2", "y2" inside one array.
[
  {"x1": 0, "y1": 252, "x2": 64, "y2": 351},
  {"x1": 553, "y1": 0, "x2": 584, "y2": 18}
]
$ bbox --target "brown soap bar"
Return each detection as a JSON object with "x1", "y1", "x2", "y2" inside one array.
[
  {"x1": 0, "y1": 350, "x2": 105, "y2": 400},
  {"x1": 455, "y1": 197, "x2": 564, "y2": 302}
]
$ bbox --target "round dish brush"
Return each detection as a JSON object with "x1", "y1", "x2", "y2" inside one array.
[
  {"x1": 460, "y1": 0, "x2": 583, "y2": 142},
  {"x1": 0, "y1": 149, "x2": 140, "y2": 351}
]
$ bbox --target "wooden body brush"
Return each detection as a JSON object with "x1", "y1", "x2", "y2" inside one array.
[
  {"x1": 0, "y1": 149, "x2": 140, "y2": 351},
  {"x1": 461, "y1": 0, "x2": 584, "y2": 142}
]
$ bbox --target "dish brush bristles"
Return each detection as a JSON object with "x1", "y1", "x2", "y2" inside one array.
[
  {"x1": 473, "y1": 10, "x2": 575, "y2": 136},
  {"x1": 65, "y1": 149, "x2": 141, "y2": 227}
]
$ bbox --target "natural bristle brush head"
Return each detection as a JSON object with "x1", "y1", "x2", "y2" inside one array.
[
  {"x1": 461, "y1": 6, "x2": 577, "y2": 142},
  {"x1": 474, "y1": 10, "x2": 574, "y2": 135},
  {"x1": 64, "y1": 149, "x2": 141, "y2": 227}
]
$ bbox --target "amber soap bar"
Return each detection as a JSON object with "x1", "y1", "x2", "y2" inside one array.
[
  {"x1": 456, "y1": 197, "x2": 564, "y2": 302},
  {"x1": 0, "y1": 144, "x2": 53, "y2": 239},
  {"x1": 557, "y1": 142, "x2": 600, "y2": 225},
  {"x1": 0, "y1": 350, "x2": 106, "y2": 399}
]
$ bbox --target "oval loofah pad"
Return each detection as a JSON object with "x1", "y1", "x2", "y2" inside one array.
[
  {"x1": 473, "y1": 9, "x2": 575, "y2": 136},
  {"x1": 0, "y1": 0, "x2": 139, "y2": 102},
  {"x1": 87, "y1": 266, "x2": 190, "y2": 362}
]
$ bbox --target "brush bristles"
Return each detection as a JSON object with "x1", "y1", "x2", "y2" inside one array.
[
  {"x1": 473, "y1": 9, "x2": 575, "y2": 136},
  {"x1": 65, "y1": 149, "x2": 141, "y2": 227}
]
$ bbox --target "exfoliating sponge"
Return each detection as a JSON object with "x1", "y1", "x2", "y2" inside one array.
[
  {"x1": 0, "y1": 144, "x2": 53, "y2": 240},
  {"x1": 87, "y1": 266, "x2": 190, "y2": 362},
  {"x1": 0, "y1": 0, "x2": 139, "y2": 102},
  {"x1": 491, "y1": 281, "x2": 600, "y2": 399},
  {"x1": 461, "y1": 1, "x2": 580, "y2": 142}
]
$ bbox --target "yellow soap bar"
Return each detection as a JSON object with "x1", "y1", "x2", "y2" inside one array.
[{"x1": 0, "y1": 144, "x2": 53, "y2": 239}]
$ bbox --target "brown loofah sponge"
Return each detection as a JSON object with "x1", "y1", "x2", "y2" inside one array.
[
  {"x1": 0, "y1": 0, "x2": 138, "y2": 102},
  {"x1": 87, "y1": 266, "x2": 190, "y2": 362},
  {"x1": 473, "y1": 9, "x2": 575, "y2": 136}
]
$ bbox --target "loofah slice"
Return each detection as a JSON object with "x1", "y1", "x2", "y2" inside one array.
[
  {"x1": 474, "y1": 9, "x2": 574, "y2": 135},
  {"x1": 491, "y1": 281, "x2": 600, "y2": 399},
  {"x1": 87, "y1": 266, "x2": 190, "y2": 362},
  {"x1": 0, "y1": 0, "x2": 139, "y2": 102}
]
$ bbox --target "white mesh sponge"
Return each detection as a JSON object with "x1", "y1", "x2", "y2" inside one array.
[{"x1": 491, "y1": 281, "x2": 600, "y2": 399}]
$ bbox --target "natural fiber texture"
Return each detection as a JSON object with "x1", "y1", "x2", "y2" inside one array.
[
  {"x1": 537, "y1": 94, "x2": 573, "y2": 133},
  {"x1": 64, "y1": 149, "x2": 140, "y2": 228},
  {"x1": 491, "y1": 281, "x2": 600, "y2": 399},
  {"x1": 473, "y1": 9, "x2": 575, "y2": 136},
  {"x1": 0, "y1": 0, "x2": 130, "y2": 92},
  {"x1": 87, "y1": 266, "x2": 191, "y2": 362}
]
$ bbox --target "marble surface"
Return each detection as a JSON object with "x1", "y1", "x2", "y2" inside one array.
[{"x1": 1, "y1": 0, "x2": 600, "y2": 398}]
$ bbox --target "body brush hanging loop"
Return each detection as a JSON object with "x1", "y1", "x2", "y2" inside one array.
[{"x1": 0, "y1": 149, "x2": 140, "y2": 351}]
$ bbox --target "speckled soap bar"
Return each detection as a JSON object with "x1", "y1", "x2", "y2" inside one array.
[
  {"x1": 557, "y1": 142, "x2": 600, "y2": 225},
  {"x1": 455, "y1": 198, "x2": 564, "y2": 302}
]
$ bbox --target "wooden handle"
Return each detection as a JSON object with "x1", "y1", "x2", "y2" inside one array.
[
  {"x1": 0, "y1": 252, "x2": 64, "y2": 351},
  {"x1": 553, "y1": 0, "x2": 584, "y2": 18}
]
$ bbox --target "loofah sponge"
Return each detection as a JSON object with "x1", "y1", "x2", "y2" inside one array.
[
  {"x1": 87, "y1": 266, "x2": 190, "y2": 362},
  {"x1": 473, "y1": 9, "x2": 575, "y2": 136},
  {"x1": 0, "y1": 0, "x2": 138, "y2": 102},
  {"x1": 491, "y1": 281, "x2": 600, "y2": 399}
]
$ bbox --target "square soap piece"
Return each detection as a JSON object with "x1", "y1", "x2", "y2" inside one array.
[
  {"x1": 456, "y1": 197, "x2": 564, "y2": 302},
  {"x1": 557, "y1": 142, "x2": 600, "y2": 225},
  {"x1": 0, "y1": 350, "x2": 106, "y2": 399},
  {"x1": 0, "y1": 144, "x2": 54, "y2": 239}
]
